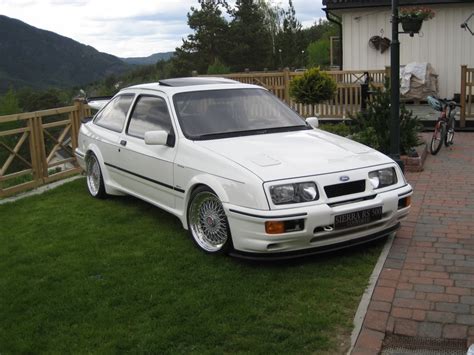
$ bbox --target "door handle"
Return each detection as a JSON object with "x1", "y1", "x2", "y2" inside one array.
[{"x1": 120, "y1": 140, "x2": 127, "y2": 146}]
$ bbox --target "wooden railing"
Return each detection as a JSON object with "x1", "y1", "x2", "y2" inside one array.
[
  {"x1": 460, "y1": 65, "x2": 474, "y2": 128},
  {"x1": 0, "y1": 101, "x2": 91, "y2": 198},
  {"x1": 213, "y1": 69, "x2": 388, "y2": 118}
]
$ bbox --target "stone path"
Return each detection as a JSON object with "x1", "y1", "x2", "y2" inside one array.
[{"x1": 352, "y1": 132, "x2": 474, "y2": 354}]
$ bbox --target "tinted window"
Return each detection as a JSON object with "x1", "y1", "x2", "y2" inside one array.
[
  {"x1": 94, "y1": 95, "x2": 134, "y2": 132},
  {"x1": 127, "y1": 96, "x2": 173, "y2": 139},
  {"x1": 173, "y1": 89, "x2": 308, "y2": 139}
]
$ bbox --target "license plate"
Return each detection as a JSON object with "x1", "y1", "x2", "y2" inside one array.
[{"x1": 334, "y1": 206, "x2": 382, "y2": 229}]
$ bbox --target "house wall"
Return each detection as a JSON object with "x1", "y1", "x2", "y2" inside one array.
[{"x1": 339, "y1": 3, "x2": 474, "y2": 98}]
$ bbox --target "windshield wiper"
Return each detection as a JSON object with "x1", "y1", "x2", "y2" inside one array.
[{"x1": 192, "y1": 125, "x2": 310, "y2": 140}]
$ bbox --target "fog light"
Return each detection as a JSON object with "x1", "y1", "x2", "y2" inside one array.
[
  {"x1": 398, "y1": 196, "x2": 411, "y2": 209},
  {"x1": 265, "y1": 221, "x2": 285, "y2": 234},
  {"x1": 265, "y1": 219, "x2": 305, "y2": 234}
]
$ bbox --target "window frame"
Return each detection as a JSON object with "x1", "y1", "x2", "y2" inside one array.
[{"x1": 125, "y1": 94, "x2": 175, "y2": 140}]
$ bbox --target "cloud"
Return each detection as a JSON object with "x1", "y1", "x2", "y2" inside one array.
[{"x1": 1, "y1": 0, "x2": 326, "y2": 57}]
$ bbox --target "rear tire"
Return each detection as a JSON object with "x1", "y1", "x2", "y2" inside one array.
[
  {"x1": 430, "y1": 122, "x2": 445, "y2": 155},
  {"x1": 187, "y1": 186, "x2": 233, "y2": 254},
  {"x1": 86, "y1": 153, "x2": 107, "y2": 199}
]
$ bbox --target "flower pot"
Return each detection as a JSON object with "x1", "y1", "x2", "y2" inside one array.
[{"x1": 401, "y1": 18, "x2": 423, "y2": 33}]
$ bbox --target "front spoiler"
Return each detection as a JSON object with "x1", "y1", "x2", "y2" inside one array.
[{"x1": 229, "y1": 222, "x2": 400, "y2": 261}]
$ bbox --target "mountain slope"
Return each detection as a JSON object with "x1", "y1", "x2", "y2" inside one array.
[
  {"x1": 0, "y1": 15, "x2": 129, "y2": 92},
  {"x1": 121, "y1": 52, "x2": 174, "y2": 65}
]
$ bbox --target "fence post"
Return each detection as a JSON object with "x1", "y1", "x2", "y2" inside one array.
[
  {"x1": 283, "y1": 67, "x2": 290, "y2": 103},
  {"x1": 27, "y1": 117, "x2": 41, "y2": 185},
  {"x1": 460, "y1": 65, "x2": 467, "y2": 128}
]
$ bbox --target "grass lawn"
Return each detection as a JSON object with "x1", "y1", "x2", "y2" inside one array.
[{"x1": 0, "y1": 178, "x2": 384, "y2": 354}]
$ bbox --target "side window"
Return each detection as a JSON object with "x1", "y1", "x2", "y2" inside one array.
[
  {"x1": 94, "y1": 95, "x2": 134, "y2": 132},
  {"x1": 127, "y1": 96, "x2": 173, "y2": 139}
]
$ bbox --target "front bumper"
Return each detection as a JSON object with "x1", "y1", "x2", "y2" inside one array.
[{"x1": 224, "y1": 183, "x2": 412, "y2": 258}]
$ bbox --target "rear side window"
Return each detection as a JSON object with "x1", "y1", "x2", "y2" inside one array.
[
  {"x1": 127, "y1": 96, "x2": 173, "y2": 139},
  {"x1": 94, "y1": 95, "x2": 134, "y2": 132}
]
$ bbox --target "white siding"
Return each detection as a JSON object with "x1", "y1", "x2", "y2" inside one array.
[{"x1": 339, "y1": 3, "x2": 474, "y2": 98}]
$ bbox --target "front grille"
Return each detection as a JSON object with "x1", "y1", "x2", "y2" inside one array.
[{"x1": 324, "y1": 180, "x2": 365, "y2": 198}]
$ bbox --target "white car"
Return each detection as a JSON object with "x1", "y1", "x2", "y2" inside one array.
[{"x1": 75, "y1": 77, "x2": 412, "y2": 259}]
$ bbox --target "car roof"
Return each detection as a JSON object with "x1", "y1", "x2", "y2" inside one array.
[{"x1": 121, "y1": 77, "x2": 262, "y2": 95}]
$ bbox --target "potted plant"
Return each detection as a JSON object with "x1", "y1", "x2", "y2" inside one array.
[{"x1": 399, "y1": 6, "x2": 435, "y2": 34}]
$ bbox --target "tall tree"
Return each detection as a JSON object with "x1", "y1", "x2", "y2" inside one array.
[
  {"x1": 276, "y1": 0, "x2": 303, "y2": 68},
  {"x1": 172, "y1": 0, "x2": 229, "y2": 75},
  {"x1": 227, "y1": 0, "x2": 273, "y2": 71}
]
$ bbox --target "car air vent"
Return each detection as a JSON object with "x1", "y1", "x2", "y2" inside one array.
[{"x1": 324, "y1": 180, "x2": 366, "y2": 198}]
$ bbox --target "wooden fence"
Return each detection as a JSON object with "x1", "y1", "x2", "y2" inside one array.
[
  {"x1": 460, "y1": 65, "x2": 474, "y2": 128},
  {"x1": 0, "y1": 101, "x2": 91, "y2": 198},
  {"x1": 214, "y1": 68, "x2": 388, "y2": 118}
]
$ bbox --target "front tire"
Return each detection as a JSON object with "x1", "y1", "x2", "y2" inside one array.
[
  {"x1": 430, "y1": 122, "x2": 445, "y2": 155},
  {"x1": 187, "y1": 186, "x2": 232, "y2": 254},
  {"x1": 86, "y1": 153, "x2": 107, "y2": 199},
  {"x1": 445, "y1": 119, "x2": 455, "y2": 146}
]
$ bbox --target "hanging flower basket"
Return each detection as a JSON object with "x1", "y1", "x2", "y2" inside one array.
[
  {"x1": 399, "y1": 6, "x2": 435, "y2": 34},
  {"x1": 401, "y1": 18, "x2": 423, "y2": 33}
]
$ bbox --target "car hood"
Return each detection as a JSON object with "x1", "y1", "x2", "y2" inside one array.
[{"x1": 194, "y1": 129, "x2": 393, "y2": 181}]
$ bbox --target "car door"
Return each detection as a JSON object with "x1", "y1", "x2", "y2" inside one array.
[
  {"x1": 117, "y1": 94, "x2": 178, "y2": 209},
  {"x1": 92, "y1": 94, "x2": 134, "y2": 187}
]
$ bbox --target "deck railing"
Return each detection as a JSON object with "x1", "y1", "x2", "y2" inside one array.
[
  {"x1": 212, "y1": 68, "x2": 388, "y2": 118},
  {"x1": 460, "y1": 65, "x2": 474, "y2": 127},
  {"x1": 0, "y1": 101, "x2": 91, "y2": 198}
]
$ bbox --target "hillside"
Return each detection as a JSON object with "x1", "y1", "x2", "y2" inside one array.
[
  {"x1": 0, "y1": 15, "x2": 129, "y2": 92},
  {"x1": 121, "y1": 52, "x2": 174, "y2": 65}
]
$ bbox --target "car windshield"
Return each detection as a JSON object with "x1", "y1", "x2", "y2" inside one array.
[{"x1": 172, "y1": 88, "x2": 310, "y2": 140}]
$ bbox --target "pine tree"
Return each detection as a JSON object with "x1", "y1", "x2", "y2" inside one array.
[
  {"x1": 276, "y1": 0, "x2": 303, "y2": 68},
  {"x1": 172, "y1": 0, "x2": 229, "y2": 75},
  {"x1": 227, "y1": 0, "x2": 273, "y2": 71}
]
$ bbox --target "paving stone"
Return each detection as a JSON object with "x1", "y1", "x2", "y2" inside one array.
[
  {"x1": 443, "y1": 324, "x2": 468, "y2": 339},
  {"x1": 418, "y1": 322, "x2": 442, "y2": 338},
  {"x1": 426, "y1": 311, "x2": 456, "y2": 323},
  {"x1": 393, "y1": 319, "x2": 418, "y2": 337},
  {"x1": 372, "y1": 287, "x2": 395, "y2": 303},
  {"x1": 446, "y1": 287, "x2": 472, "y2": 296},
  {"x1": 369, "y1": 301, "x2": 391, "y2": 313},
  {"x1": 457, "y1": 315, "x2": 474, "y2": 326},
  {"x1": 364, "y1": 310, "x2": 389, "y2": 332},
  {"x1": 461, "y1": 296, "x2": 474, "y2": 305},
  {"x1": 436, "y1": 302, "x2": 471, "y2": 314},
  {"x1": 395, "y1": 290, "x2": 415, "y2": 299},
  {"x1": 393, "y1": 298, "x2": 430, "y2": 310},
  {"x1": 356, "y1": 328, "x2": 384, "y2": 352},
  {"x1": 414, "y1": 284, "x2": 445, "y2": 293}
]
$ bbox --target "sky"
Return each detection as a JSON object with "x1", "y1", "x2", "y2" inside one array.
[{"x1": 0, "y1": 0, "x2": 325, "y2": 58}]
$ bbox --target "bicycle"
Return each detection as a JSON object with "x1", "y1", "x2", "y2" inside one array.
[{"x1": 428, "y1": 96, "x2": 461, "y2": 155}]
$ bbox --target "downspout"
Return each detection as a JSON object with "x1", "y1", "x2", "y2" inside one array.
[{"x1": 324, "y1": 8, "x2": 343, "y2": 70}]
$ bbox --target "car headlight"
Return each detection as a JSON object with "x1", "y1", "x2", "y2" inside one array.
[
  {"x1": 270, "y1": 182, "x2": 318, "y2": 205},
  {"x1": 369, "y1": 167, "x2": 397, "y2": 189}
]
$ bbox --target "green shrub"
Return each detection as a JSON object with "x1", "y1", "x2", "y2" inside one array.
[
  {"x1": 207, "y1": 58, "x2": 230, "y2": 75},
  {"x1": 350, "y1": 80, "x2": 422, "y2": 154},
  {"x1": 319, "y1": 122, "x2": 352, "y2": 137},
  {"x1": 289, "y1": 67, "x2": 337, "y2": 105}
]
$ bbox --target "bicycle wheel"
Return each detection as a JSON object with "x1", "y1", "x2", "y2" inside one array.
[
  {"x1": 445, "y1": 117, "x2": 455, "y2": 146},
  {"x1": 430, "y1": 121, "x2": 446, "y2": 155}
]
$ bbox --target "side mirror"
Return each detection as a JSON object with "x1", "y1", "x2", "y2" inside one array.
[
  {"x1": 306, "y1": 116, "x2": 319, "y2": 129},
  {"x1": 144, "y1": 131, "x2": 169, "y2": 146}
]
